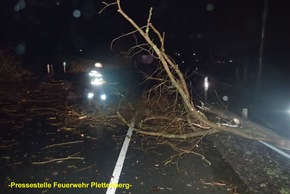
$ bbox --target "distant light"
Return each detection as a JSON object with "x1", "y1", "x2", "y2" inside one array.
[
  {"x1": 182, "y1": 61, "x2": 185, "y2": 64},
  {"x1": 193, "y1": 53, "x2": 196, "y2": 56},
  {"x1": 73, "y1": 10, "x2": 81, "y2": 18},
  {"x1": 79, "y1": 49, "x2": 83, "y2": 52},
  {"x1": 56, "y1": 1, "x2": 60, "y2": 6},
  {"x1": 223, "y1": 96, "x2": 229, "y2": 101},
  {"x1": 140, "y1": 54, "x2": 154, "y2": 64},
  {"x1": 100, "y1": 94, "x2": 106, "y2": 100},
  {"x1": 229, "y1": 59, "x2": 233, "y2": 63},
  {"x1": 196, "y1": 59, "x2": 199, "y2": 62},
  {"x1": 206, "y1": 4, "x2": 215, "y2": 12},
  {"x1": 87, "y1": 92, "x2": 94, "y2": 99},
  {"x1": 94, "y1": 62, "x2": 103, "y2": 68}
]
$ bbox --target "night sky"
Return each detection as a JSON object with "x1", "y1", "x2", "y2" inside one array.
[{"x1": 1, "y1": 0, "x2": 290, "y2": 77}]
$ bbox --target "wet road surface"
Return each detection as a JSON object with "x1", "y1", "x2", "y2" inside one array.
[{"x1": 0, "y1": 75, "x2": 247, "y2": 194}]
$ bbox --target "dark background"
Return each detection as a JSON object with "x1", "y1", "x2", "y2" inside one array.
[{"x1": 1, "y1": 0, "x2": 290, "y2": 89}]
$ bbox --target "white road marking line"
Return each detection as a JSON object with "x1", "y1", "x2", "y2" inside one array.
[
  {"x1": 106, "y1": 117, "x2": 135, "y2": 194},
  {"x1": 259, "y1": 140, "x2": 290, "y2": 159}
]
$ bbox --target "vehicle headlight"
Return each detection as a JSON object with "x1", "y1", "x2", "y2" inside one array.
[
  {"x1": 94, "y1": 62, "x2": 103, "y2": 68},
  {"x1": 100, "y1": 94, "x2": 106, "y2": 100},
  {"x1": 87, "y1": 92, "x2": 94, "y2": 99}
]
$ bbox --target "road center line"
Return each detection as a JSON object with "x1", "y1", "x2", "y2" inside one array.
[{"x1": 106, "y1": 116, "x2": 135, "y2": 194}]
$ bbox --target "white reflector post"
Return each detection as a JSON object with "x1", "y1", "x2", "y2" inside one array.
[
  {"x1": 204, "y1": 76, "x2": 209, "y2": 102},
  {"x1": 204, "y1": 76, "x2": 209, "y2": 91},
  {"x1": 242, "y1": 108, "x2": 248, "y2": 118},
  {"x1": 63, "y1": 62, "x2": 66, "y2": 73},
  {"x1": 47, "y1": 64, "x2": 54, "y2": 74},
  {"x1": 47, "y1": 64, "x2": 50, "y2": 74}
]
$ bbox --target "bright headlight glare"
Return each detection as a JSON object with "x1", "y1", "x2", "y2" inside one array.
[
  {"x1": 91, "y1": 78, "x2": 104, "y2": 85},
  {"x1": 89, "y1": 70, "x2": 102, "y2": 77},
  {"x1": 95, "y1": 62, "x2": 103, "y2": 68},
  {"x1": 100, "y1": 94, "x2": 106, "y2": 100},
  {"x1": 87, "y1": 92, "x2": 94, "y2": 99},
  {"x1": 204, "y1": 76, "x2": 209, "y2": 90}
]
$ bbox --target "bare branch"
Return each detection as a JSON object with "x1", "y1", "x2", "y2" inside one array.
[
  {"x1": 149, "y1": 23, "x2": 165, "y2": 51},
  {"x1": 99, "y1": 0, "x2": 290, "y2": 151},
  {"x1": 146, "y1": 7, "x2": 153, "y2": 35},
  {"x1": 110, "y1": 26, "x2": 146, "y2": 50},
  {"x1": 132, "y1": 127, "x2": 219, "y2": 139},
  {"x1": 99, "y1": 1, "x2": 117, "y2": 14}
]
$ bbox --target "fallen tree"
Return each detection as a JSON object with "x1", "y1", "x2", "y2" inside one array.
[{"x1": 100, "y1": 0, "x2": 290, "y2": 151}]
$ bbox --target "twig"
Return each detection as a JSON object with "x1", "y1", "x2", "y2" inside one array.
[
  {"x1": 41, "y1": 140, "x2": 84, "y2": 150},
  {"x1": 32, "y1": 156, "x2": 84, "y2": 165},
  {"x1": 146, "y1": 7, "x2": 153, "y2": 35},
  {"x1": 110, "y1": 26, "x2": 146, "y2": 50},
  {"x1": 167, "y1": 141, "x2": 211, "y2": 165},
  {"x1": 75, "y1": 164, "x2": 96, "y2": 172},
  {"x1": 99, "y1": 1, "x2": 117, "y2": 14}
]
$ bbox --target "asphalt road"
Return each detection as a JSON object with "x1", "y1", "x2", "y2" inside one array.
[
  {"x1": 0, "y1": 73, "x2": 247, "y2": 194},
  {"x1": 119, "y1": 135, "x2": 247, "y2": 194}
]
